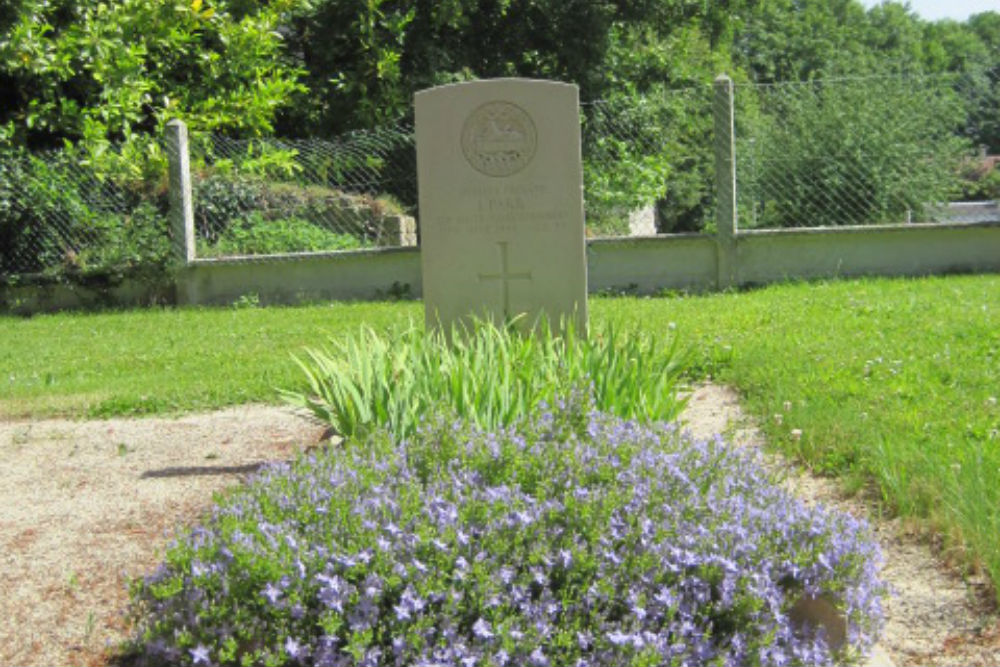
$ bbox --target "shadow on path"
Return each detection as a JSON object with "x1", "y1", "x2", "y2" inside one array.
[{"x1": 140, "y1": 463, "x2": 266, "y2": 478}]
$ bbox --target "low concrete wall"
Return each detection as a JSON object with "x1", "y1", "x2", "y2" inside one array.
[
  {"x1": 0, "y1": 277, "x2": 173, "y2": 315},
  {"x1": 587, "y1": 234, "x2": 718, "y2": 294},
  {"x1": 177, "y1": 247, "x2": 423, "y2": 305},
  {"x1": 173, "y1": 234, "x2": 720, "y2": 305},
  {"x1": 173, "y1": 222, "x2": 1000, "y2": 306},
  {"x1": 736, "y1": 222, "x2": 1000, "y2": 286},
  {"x1": 6, "y1": 222, "x2": 1000, "y2": 313}
]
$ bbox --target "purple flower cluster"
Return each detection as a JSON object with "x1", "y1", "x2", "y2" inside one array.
[{"x1": 129, "y1": 396, "x2": 885, "y2": 666}]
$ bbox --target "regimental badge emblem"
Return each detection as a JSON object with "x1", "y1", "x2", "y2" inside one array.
[{"x1": 461, "y1": 101, "x2": 537, "y2": 177}]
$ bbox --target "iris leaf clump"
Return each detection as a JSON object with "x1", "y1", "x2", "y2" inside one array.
[
  {"x1": 128, "y1": 391, "x2": 885, "y2": 666},
  {"x1": 281, "y1": 317, "x2": 688, "y2": 442}
]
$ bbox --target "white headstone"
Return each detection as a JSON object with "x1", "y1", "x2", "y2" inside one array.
[{"x1": 415, "y1": 78, "x2": 588, "y2": 335}]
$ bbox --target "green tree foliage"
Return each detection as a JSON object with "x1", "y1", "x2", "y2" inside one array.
[
  {"x1": 0, "y1": 0, "x2": 306, "y2": 278},
  {"x1": 276, "y1": 0, "x2": 619, "y2": 135},
  {"x1": 739, "y1": 75, "x2": 970, "y2": 228},
  {"x1": 1, "y1": 0, "x2": 998, "y2": 261},
  {"x1": 584, "y1": 21, "x2": 729, "y2": 233},
  {"x1": 733, "y1": 0, "x2": 871, "y2": 81},
  {"x1": 0, "y1": 0, "x2": 304, "y2": 160},
  {"x1": 965, "y1": 12, "x2": 1000, "y2": 152}
]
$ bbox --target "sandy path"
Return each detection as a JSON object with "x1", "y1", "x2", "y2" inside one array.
[
  {"x1": 1, "y1": 406, "x2": 324, "y2": 666},
  {"x1": 682, "y1": 385, "x2": 999, "y2": 666},
  {"x1": 1, "y1": 387, "x2": 998, "y2": 665}
]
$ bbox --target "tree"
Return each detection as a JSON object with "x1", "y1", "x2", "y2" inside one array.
[
  {"x1": 0, "y1": 0, "x2": 307, "y2": 278},
  {"x1": 585, "y1": 19, "x2": 730, "y2": 233},
  {"x1": 739, "y1": 75, "x2": 970, "y2": 228},
  {"x1": 965, "y1": 12, "x2": 1000, "y2": 152},
  {"x1": 0, "y1": 0, "x2": 305, "y2": 157},
  {"x1": 276, "y1": 0, "x2": 618, "y2": 136},
  {"x1": 732, "y1": 0, "x2": 871, "y2": 82}
]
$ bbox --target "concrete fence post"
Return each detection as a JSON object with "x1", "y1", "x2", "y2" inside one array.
[
  {"x1": 166, "y1": 119, "x2": 195, "y2": 264},
  {"x1": 713, "y1": 75, "x2": 738, "y2": 290}
]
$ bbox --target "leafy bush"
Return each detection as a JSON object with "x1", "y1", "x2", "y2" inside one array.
[
  {"x1": 127, "y1": 393, "x2": 885, "y2": 666},
  {"x1": 582, "y1": 24, "x2": 722, "y2": 236},
  {"x1": 958, "y1": 163, "x2": 1000, "y2": 201},
  {"x1": 282, "y1": 318, "x2": 687, "y2": 442},
  {"x1": 71, "y1": 203, "x2": 172, "y2": 272},
  {"x1": 193, "y1": 168, "x2": 401, "y2": 255},
  {"x1": 202, "y1": 214, "x2": 364, "y2": 257},
  {"x1": 583, "y1": 90, "x2": 714, "y2": 237},
  {"x1": 0, "y1": 146, "x2": 170, "y2": 279},
  {"x1": 738, "y1": 75, "x2": 970, "y2": 228},
  {"x1": 194, "y1": 175, "x2": 266, "y2": 244},
  {"x1": 0, "y1": 0, "x2": 302, "y2": 150}
]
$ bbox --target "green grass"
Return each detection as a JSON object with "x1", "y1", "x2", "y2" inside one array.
[
  {"x1": 600, "y1": 274, "x2": 1000, "y2": 594},
  {"x1": 2, "y1": 274, "x2": 998, "y2": 597},
  {"x1": 0, "y1": 301, "x2": 420, "y2": 418}
]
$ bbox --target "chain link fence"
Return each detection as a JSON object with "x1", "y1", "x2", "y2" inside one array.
[
  {"x1": 583, "y1": 84, "x2": 716, "y2": 236},
  {"x1": 0, "y1": 146, "x2": 170, "y2": 279},
  {"x1": 735, "y1": 71, "x2": 999, "y2": 229},
  {"x1": 186, "y1": 123, "x2": 418, "y2": 259},
  {"x1": 2, "y1": 72, "x2": 997, "y2": 280}
]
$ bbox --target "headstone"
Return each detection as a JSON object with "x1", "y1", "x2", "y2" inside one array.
[{"x1": 415, "y1": 78, "x2": 588, "y2": 335}]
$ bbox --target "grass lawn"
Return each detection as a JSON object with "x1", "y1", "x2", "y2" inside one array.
[
  {"x1": 602, "y1": 274, "x2": 1000, "y2": 598},
  {"x1": 0, "y1": 300, "x2": 421, "y2": 418},
  {"x1": 2, "y1": 273, "x2": 998, "y2": 597}
]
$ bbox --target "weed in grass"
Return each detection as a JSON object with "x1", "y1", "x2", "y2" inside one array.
[
  {"x1": 84, "y1": 611, "x2": 96, "y2": 644},
  {"x1": 231, "y1": 293, "x2": 261, "y2": 310}
]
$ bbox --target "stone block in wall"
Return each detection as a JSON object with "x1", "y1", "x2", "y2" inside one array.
[
  {"x1": 375, "y1": 215, "x2": 418, "y2": 247},
  {"x1": 628, "y1": 206, "x2": 657, "y2": 236}
]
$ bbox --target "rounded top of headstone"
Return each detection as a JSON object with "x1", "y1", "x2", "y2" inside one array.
[{"x1": 461, "y1": 101, "x2": 537, "y2": 178}]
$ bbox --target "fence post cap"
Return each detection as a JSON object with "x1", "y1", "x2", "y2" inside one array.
[
  {"x1": 714, "y1": 74, "x2": 733, "y2": 84},
  {"x1": 166, "y1": 118, "x2": 187, "y2": 129}
]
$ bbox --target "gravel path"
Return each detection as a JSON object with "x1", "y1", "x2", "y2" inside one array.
[
  {"x1": 683, "y1": 385, "x2": 999, "y2": 666},
  {"x1": 1, "y1": 387, "x2": 998, "y2": 665}
]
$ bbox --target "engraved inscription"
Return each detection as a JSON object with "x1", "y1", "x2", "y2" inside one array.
[
  {"x1": 478, "y1": 241, "x2": 532, "y2": 318},
  {"x1": 461, "y1": 102, "x2": 537, "y2": 177}
]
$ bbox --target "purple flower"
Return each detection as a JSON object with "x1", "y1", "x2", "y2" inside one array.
[
  {"x1": 472, "y1": 617, "x2": 494, "y2": 640},
  {"x1": 134, "y1": 406, "x2": 885, "y2": 667},
  {"x1": 607, "y1": 630, "x2": 632, "y2": 646},
  {"x1": 317, "y1": 574, "x2": 347, "y2": 611},
  {"x1": 262, "y1": 582, "x2": 281, "y2": 605},
  {"x1": 189, "y1": 644, "x2": 211, "y2": 665},
  {"x1": 285, "y1": 636, "x2": 305, "y2": 660}
]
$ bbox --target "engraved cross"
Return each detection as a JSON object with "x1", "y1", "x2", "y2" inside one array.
[{"x1": 478, "y1": 241, "x2": 532, "y2": 319}]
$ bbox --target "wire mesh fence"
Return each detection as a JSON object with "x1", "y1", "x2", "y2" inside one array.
[
  {"x1": 0, "y1": 147, "x2": 170, "y2": 278},
  {"x1": 185, "y1": 123, "x2": 418, "y2": 259},
  {"x1": 583, "y1": 84, "x2": 716, "y2": 236},
  {"x1": 1, "y1": 71, "x2": 997, "y2": 280},
  {"x1": 184, "y1": 85, "x2": 715, "y2": 259},
  {"x1": 735, "y1": 71, "x2": 998, "y2": 229}
]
